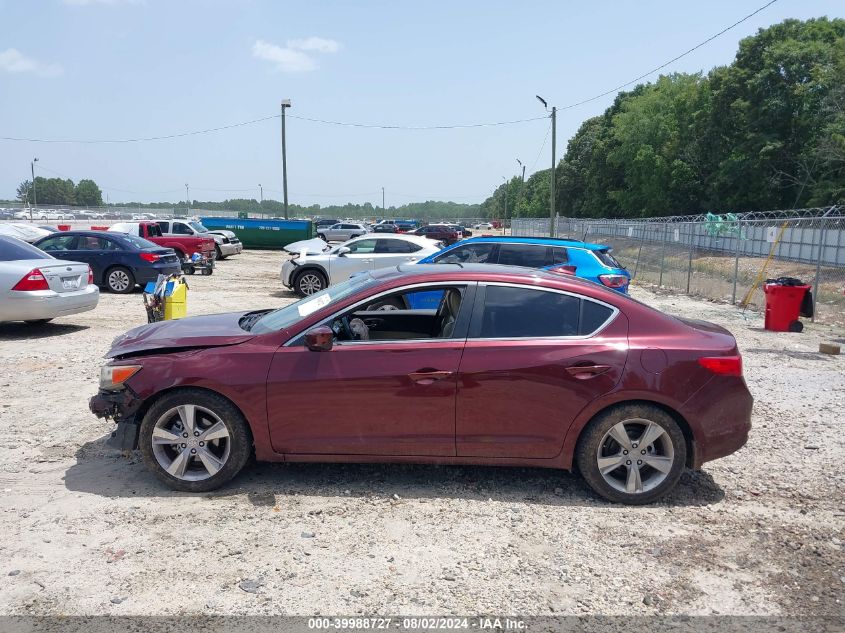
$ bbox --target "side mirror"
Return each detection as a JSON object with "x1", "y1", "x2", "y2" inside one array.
[
  {"x1": 336, "y1": 246, "x2": 351, "y2": 257},
  {"x1": 305, "y1": 325, "x2": 334, "y2": 351}
]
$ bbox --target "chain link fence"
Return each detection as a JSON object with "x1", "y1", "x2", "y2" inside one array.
[{"x1": 512, "y1": 207, "x2": 845, "y2": 327}]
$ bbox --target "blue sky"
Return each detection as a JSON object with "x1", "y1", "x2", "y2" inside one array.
[{"x1": 0, "y1": 0, "x2": 841, "y2": 207}]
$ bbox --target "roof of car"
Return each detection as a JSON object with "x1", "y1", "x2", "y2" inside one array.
[
  {"x1": 366, "y1": 262, "x2": 621, "y2": 298},
  {"x1": 455, "y1": 236, "x2": 609, "y2": 250}
]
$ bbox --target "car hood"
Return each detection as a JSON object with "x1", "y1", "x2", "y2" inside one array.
[
  {"x1": 284, "y1": 237, "x2": 329, "y2": 255},
  {"x1": 107, "y1": 311, "x2": 255, "y2": 358}
]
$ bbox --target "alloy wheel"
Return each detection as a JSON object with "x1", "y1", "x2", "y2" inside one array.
[
  {"x1": 151, "y1": 405, "x2": 232, "y2": 481},
  {"x1": 298, "y1": 273, "x2": 323, "y2": 295},
  {"x1": 595, "y1": 418, "x2": 675, "y2": 495},
  {"x1": 108, "y1": 270, "x2": 131, "y2": 292}
]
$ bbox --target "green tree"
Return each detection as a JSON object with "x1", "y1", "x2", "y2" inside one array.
[
  {"x1": 16, "y1": 180, "x2": 32, "y2": 204},
  {"x1": 74, "y1": 179, "x2": 103, "y2": 206}
]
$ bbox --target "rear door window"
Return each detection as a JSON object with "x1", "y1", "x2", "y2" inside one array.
[
  {"x1": 375, "y1": 239, "x2": 412, "y2": 253},
  {"x1": 496, "y1": 243, "x2": 551, "y2": 268},
  {"x1": 472, "y1": 285, "x2": 614, "y2": 338},
  {"x1": 550, "y1": 247, "x2": 569, "y2": 264}
]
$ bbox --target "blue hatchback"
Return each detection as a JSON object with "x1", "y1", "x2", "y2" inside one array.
[
  {"x1": 417, "y1": 236, "x2": 629, "y2": 289},
  {"x1": 402, "y1": 236, "x2": 630, "y2": 309}
]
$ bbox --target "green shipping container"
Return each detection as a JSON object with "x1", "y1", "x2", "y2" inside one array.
[{"x1": 199, "y1": 217, "x2": 314, "y2": 250}]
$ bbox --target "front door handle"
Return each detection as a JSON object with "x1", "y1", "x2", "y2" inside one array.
[
  {"x1": 565, "y1": 364, "x2": 611, "y2": 379},
  {"x1": 408, "y1": 370, "x2": 453, "y2": 385}
]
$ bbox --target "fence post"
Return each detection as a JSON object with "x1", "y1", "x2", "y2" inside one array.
[
  {"x1": 811, "y1": 211, "x2": 832, "y2": 322},
  {"x1": 731, "y1": 220, "x2": 742, "y2": 304},
  {"x1": 686, "y1": 223, "x2": 694, "y2": 294},
  {"x1": 658, "y1": 223, "x2": 668, "y2": 287}
]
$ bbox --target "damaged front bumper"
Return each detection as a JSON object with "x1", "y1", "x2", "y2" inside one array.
[{"x1": 89, "y1": 388, "x2": 143, "y2": 450}]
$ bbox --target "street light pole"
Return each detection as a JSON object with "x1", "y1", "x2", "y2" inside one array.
[
  {"x1": 30, "y1": 157, "x2": 38, "y2": 222},
  {"x1": 185, "y1": 183, "x2": 190, "y2": 211},
  {"x1": 259, "y1": 184, "x2": 263, "y2": 203},
  {"x1": 281, "y1": 99, "x2": 292, "y2": 219},
  {"x1": 536, "y1": 96, "x2": 556, "y2": 236},
  {"x1": 382, "y1": 187, "x2": 385, "y2": 216}
]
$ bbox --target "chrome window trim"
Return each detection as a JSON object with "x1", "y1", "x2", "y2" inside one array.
[
  {"x1": 468, "y1": 281, "x2": 620, "y2": 341},
  {"x1": 282, "y1": 281, "x2": 474, "y2": 347}
]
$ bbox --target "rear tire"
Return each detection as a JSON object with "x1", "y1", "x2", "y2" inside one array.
[
  {"x1": 105, "y1": 266, "x2": 135, "y2": 294},
  {"x1": 576, "y1": 404, "x2": 686, "y2": 505},
  {"x1": 138, "y1": 389, "x2": 252, "y2": 492},
  {"x1": 294, "y1": 269, "x2": 327, "y2": 296},
  {"x1": 788, "y1": 320, "x2": 803, "y2": 333}
]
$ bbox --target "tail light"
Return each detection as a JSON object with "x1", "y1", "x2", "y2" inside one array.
[
  {"x1": 698, "y1": 355, "x2": 743, "y2": 377},
  {"x1": 548, "y1": 265, "x2": 577, "y2": 275},
  {"x1": 12, "y1": 268, "x2": 49, "y2": 291},
  {"x1": 598, "y1": 274, "x2": 628, "y2": 289},
  {"x1": 139, "y1": 252, "x2": 160, "y2": 262},
  {"x1": 87, "y1": 265, "x2": 93, "y2": 285}
]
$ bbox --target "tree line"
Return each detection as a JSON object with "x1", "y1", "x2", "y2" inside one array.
[
  {"x1": 482, "y1": 17, "x2": 845, "y2": 220},
  {"x1": 16, "y1": 177, "x2": 103, "y2": 207}
]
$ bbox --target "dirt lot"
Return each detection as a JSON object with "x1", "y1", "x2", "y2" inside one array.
[{"x1": 0, "y1": 250, "x2": 843, "y2": 617}]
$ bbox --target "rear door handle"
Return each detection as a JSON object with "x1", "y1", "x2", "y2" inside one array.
[
  {"x1": 565, "y1": 364, "x2": 611, "y2": 379},
  {"x1": 408, "y1": 370, "x2": 453, "y2": 385}
]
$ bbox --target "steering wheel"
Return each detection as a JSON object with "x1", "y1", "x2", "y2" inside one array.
[{"x1": 334, "y1": 315, "x2": 354, "y2": 340}]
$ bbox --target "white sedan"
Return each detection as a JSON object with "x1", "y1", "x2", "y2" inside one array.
[
  {"x1": 281, "y1": 233, "x2": 442, "y2": 296},
  {"x1": 0, "y1": 235, "x2": 99, "y2": 324}
]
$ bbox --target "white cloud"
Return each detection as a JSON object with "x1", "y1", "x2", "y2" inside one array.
[
  {"x1": 252, "y1": 36, "x2": 340, "y2": 73},
  {"x1": 252, "y1": 40, "x2": 316, "y2": 73},
  {"x1": 0, "y1": 49, "x2": 62, "y2": 77},
  {"x1": 287, "y1": 36, "x2": 340, "y2": 54}
]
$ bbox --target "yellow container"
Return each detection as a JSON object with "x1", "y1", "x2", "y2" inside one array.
[{"x1": 163, "y1": 279, "x2": 188, "y2": 320}]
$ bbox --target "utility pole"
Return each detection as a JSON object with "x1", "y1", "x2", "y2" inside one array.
[
  {"x1": 259, "y1": 183, "x2": 263, "y2": 203},
  {"x1": 30, "y1": 157, "x2": 38, "y2": 222},
  {"x1": 502, "y1": 177, "x2": 508, "y2": 234},
  {"x1": 185, "y1": 183, "x2": 190, "y2": 211},
  {"x1": 536, "y1": 96, "x2": 556, "y2": 236},
  {"x1": 515, "y1": 158, "x2": 525, "y2": 237},
  {"x1": 281, "y1": 99, "x2": 292, "y2": 219},
  {"x1": 382, "y1": 187, "x2": 385, "y2": 216}
]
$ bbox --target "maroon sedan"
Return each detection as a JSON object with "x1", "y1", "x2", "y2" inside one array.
[
  {"x1": 412, "y1": 225, "x2": 460, "y2": 245},
  {"x1": 90, "y1": 264, "x2": 752, "y2": 504}
]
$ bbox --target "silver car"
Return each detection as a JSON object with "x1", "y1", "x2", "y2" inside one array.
[
  {"x1": 281, "y1": 233, "x2": 442, "y2": 296},
  {"x1": 316, "y1": 222, "x2": 368, "y2": 243},
  {"x1": 0, "y1": 235, "x2": 99, "y2": 324}
]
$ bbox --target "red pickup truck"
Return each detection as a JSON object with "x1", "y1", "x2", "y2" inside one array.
[{"x1": 109, "y1": 222, "x2": 215, "y2": 261}]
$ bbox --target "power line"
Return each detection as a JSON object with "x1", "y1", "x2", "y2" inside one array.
[
  {"x1": 528, "y1": 121, "x2": 553, "y2": 174},
  {"x1": 557, "y1": 0, "x2": 779, "y2": 111},
  {"x1": 2, "y1": 115, "x2": 280, "y2": 144},
  {"x1": 1, "y1": 114, "x2": 547, "y2": 145},
  {"x1": 287, "y1": 114, "x2": 548, "y2": 130}
]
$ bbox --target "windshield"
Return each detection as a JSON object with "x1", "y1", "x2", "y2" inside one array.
[
  {"x1": 190, "y1": 221, "x2": 209, "y2": 233},
  {"x1": 249, "y1": 273, "x2": 379, "y2": 334},
  {"x1": 0, "y1": 236, "x2": 53, "y2": 261}
]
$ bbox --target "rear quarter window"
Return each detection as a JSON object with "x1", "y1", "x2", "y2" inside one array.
[{"x1": 594, "y1": 249, "x2": 623, "y2": 268}]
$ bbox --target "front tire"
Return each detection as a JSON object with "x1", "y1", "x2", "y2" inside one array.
[
  {"x1": 576, "y1": 404, "x2": 686, "y2": 505},
  {"x1": 138, "y1": 389, "x2": 252, "y2": 492},
  {"x1": 294, "y1": 269, "x2": 327, "y2": 296},
  {"x1": 317, "y1": 233, "x2": 327, "y2": 242},
  {"x1": 215, "y1": 245, "x2": 227, "y2": 260},
  {"x1": 105, "y1": 266, "x2": 135, "y2": 294}
]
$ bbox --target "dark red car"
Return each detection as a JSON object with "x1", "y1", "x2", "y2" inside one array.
[
  {"x1": 412, "y1": 225, "x2": 460, "y2": 245},
  {"x1": 90, "y1": 265, "x2": 752, "y2": 504}
]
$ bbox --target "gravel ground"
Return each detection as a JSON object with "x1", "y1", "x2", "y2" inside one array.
[{"x1": 0, "y1": 250, "x2": 843, "y2": 617}]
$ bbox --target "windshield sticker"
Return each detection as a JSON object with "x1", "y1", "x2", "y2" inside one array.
[{"x1": 297, "y1": 293, "x2": 331, "y2": 317}]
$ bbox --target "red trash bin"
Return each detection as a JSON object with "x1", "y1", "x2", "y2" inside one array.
[{"x1": 763, "y1": 283, "x2": 810, "y2": 332}]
